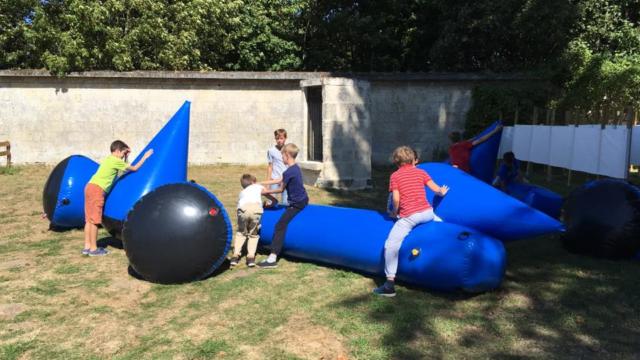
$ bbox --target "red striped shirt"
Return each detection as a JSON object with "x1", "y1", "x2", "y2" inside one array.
[{"x1": 389, "y1": 165, "x2": 432, "y2": 217}]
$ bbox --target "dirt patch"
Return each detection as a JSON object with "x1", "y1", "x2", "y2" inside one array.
[
  {"x1": 0, "y1": 303, "x2": 28, "y2": 320},
  {"x1": 269, "y1": 313, "x2": 348, "y2": 360},
  {"x1": 0, "y1": 259, "x2": 30, "y2": 271}
]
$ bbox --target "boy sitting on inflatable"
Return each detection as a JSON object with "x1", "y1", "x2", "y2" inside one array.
[
  {"x1": 374, "y1": 146, "x2": 449, "y2": 297},
  {"x1": 448, "y1": 125, "x2": 503, "y2": 173}
]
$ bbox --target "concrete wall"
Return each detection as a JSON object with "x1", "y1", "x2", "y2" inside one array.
[
  {"x1": 0, "y1": 72, "x2": 320, "y2": 165},
  {"x1": 369, "y1": 81, "x2": 473, "y2": 165}
]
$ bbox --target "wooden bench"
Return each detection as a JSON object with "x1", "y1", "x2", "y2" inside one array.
[{"x1": 0, "y1": 141, "x2": 11, "y2": 166}]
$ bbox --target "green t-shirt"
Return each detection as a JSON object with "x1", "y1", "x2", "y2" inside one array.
[{"x1": 89, "y1": 155, "x2": 129, "y2": 192}]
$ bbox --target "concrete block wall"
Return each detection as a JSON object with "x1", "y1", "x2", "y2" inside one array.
[
  {"x1": 369, "y1": 81, "x2": 473, "y2": 165},
  {"x1": 316, "y1": 78, "x2": 372, "y2": 189},
  {"x1": 0, "y1": 72, "x2": 316, "y2": 165}
]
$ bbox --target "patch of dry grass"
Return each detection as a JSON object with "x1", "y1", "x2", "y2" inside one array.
[{"x1": 0, "y1": 165, "x2": 639, "y2": 359}]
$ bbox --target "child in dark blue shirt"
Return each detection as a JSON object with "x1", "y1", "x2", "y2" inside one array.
[
  {"x1": 259, "y1": 143, "x2": 309, "y2": 268},
  {"x1": 493, "y1": 151, "x2": 525, "y2": 191}
]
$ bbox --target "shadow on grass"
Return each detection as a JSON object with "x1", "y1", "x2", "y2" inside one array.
[
  {"x1": 97, "y1": 236, "x2": 123, "y2": 249},
  {"x1": 329, "y1": 236, "x2": 640, "y2": 358}
]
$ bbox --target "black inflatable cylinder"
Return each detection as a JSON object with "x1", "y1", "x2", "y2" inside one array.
[
  {"x1": 563, "y1": 179, "x2": 640, "y2": 259},
  {"x1": 122, "y1": 183, "x2": 232, "y2": 284}
]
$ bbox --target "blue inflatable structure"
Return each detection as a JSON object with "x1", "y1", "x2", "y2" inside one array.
[
  {"x1": 421, "y1": 163, "x2": 564, "y2": 242},
  {"x1": 506, "y1": 182, "x2": 563, "y2": 219},
  {"x1": 260, "y1": 205, "x2": 506, "y2": 292},
  {"x1": 103, "y1": 101, "x2": 191, "y2": 236},
  {"x1": 467, "y1": 121, "x2": 503, "y2": 183},
  {"x1": 43, "y1": 155, "x2": 99, "y2": 228}
]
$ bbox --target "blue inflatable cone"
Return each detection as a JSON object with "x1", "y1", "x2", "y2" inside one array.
[
  {"x1": 103, "y1": 101, "x2": 190, "y2": 236},
  {"x1": 420, "y1": 162, "x2": 565, "y2": 242},
  {"x1": 469, "y1": 121, "x2": 502, "y2": 183}
]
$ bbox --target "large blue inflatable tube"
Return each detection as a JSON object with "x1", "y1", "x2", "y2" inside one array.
[
  {"x1": 506, "y1": 182, "x2": 564, "y2": 219},
  {"x1": 260, "y1": 205, "x2": 506, "y2": 292},
  {"x1": 419, "y1": 163, "x2": 564, "y2": 242},
  {"x1": 468, "y1": 121, "x2": 503, "y2": 183},
  {"x1": 103, "y1": 101, "x2": 191, "y2": 235},
  {"x1": 42, "y1": 155, "x2": 99, "y2": 228}
]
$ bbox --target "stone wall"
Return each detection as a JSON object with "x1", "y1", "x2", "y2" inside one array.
[
  {"x1": 0, "y1": 71, "x2": 321, "y2": 165},
  {"x1": 369, "y1": 81, "x2": 473, "y2": 165}
]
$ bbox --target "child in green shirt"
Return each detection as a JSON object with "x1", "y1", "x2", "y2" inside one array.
[{"x1": 83, "y1": 140, "x2": 153, "y2": 256}]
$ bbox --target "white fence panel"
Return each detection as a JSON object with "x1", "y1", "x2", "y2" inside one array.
[
  {"x1": 571, "y1": 125, "x2": 602, "y2": 174},
  {"x1": 529, "y1": 125, "x2": 551, "y2": 164},
  {"x1": 498, "y1": 126, "x2": 514, "y2": 157},
  {"x1": 598, "y1": 125, "x2": 629, "y2": 178},
  {"x1": 549, "y1": 126, "x2": 575, "y2": 168},
  {"x1": 512, "y1": 125, "x2": 533, "y2": 161},
  {"x1": 631, "y1": 125, "x2": 640, "y2": 165}
]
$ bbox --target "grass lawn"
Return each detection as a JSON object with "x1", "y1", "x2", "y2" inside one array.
[{"x1": 0, "y1": 164, "x2": 639, "y2": 359}]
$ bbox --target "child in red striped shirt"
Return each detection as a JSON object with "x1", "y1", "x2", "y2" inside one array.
[{"x1": 374, "y1": 146, "x2": 449, "y2": 297}]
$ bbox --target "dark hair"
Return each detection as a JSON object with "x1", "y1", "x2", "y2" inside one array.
[
  {"x1": 503, "y1": 151, "x2": 515, "y2": 162},
  {"x1": 274, "y1": 129, "x2": 287, "y2": 138},
  {"x1": 110, "y1": 140, "x2": 130, "y2": 153},
  {"x1": 448, "y1": 131, "x2": 462, "y2": 143},
  {"x1": 241, "y1": 174, "x2": 257, "y2": 188}
]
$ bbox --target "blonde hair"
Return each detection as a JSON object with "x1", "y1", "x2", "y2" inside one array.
[
  {"x1": 392, "y1": 146, "x2": 416, "y2": 166},
  {"x1": 282, "y1": 143, "x2": 300, "y2": 159}
]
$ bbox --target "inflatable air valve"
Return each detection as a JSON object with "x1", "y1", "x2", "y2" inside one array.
[
  {"x1": 103, "y1": 101, "x2": 191, "y2": 237},
  {"x1": 122, "y1": 183, "x2": 232, "y2": 284},
  {"x1": 260, "y1": 204, "x2": 506, "y2": 292},
  {"x1": 42, "y1": 155, "x2": 99, "y2": 228}
]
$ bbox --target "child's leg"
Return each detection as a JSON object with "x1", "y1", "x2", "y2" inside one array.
[
  {"x1": 246, "y1": 210, "x2": 262, "y2": 258},
  {"x1": 232, "y1": 210, "x2": 248, "y2": 257},
  {"x1": 384, "y1": 209, "x2": 435, "y2": 279},
  {"x1": 84, "y1": 222, "x2": 91, "y2": 250},
  {"x1": 270, "y1": 206, "x2": 303, "y2": 257},
  {"x1": 88, "y1": 223, "x2": 99, "y2": 250}
]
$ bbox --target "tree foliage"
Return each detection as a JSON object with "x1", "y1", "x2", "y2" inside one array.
[{"x1": 1, "y1": 0, "x2": 639, "y2": 110}]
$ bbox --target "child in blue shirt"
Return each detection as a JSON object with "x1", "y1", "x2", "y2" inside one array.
[
  {"x1": 259, "y1": 143, "x2": 309, "y2": 268},
  {"x1": 493, "y1": 151, "x2": 525, "y2": 191}
]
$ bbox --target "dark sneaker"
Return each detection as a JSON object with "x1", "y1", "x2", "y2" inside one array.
[
  {"x1": 88, "y1": 248, "x2": 109, "y2": 257},
  {"x1": 82, "y1": 248, "x2": 90, "y2": 256},
  {"x1": 246, "y1": 257, "x2": 256, "y2": 268},
  {"x1": 373, "y1": 282, "x2": 396, "y2": 297},
  {"x1": 229, "y1": 256, "x2": 240, "y2": 267},
  {"x1": 257, "y1": 259, "x2": 278, "y2": 269}
]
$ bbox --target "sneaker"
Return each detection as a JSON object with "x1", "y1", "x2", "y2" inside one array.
[
  {"x1": 229, "y1": 256, "x2": 240, "y2": 267},
  {"x1": 81, "y1": 248, "x2": 90, "y2": 256},
  {"x1": 88, "y1": 248, "x2": 110, "y2": 257},
  {"x1": 373, "y1": 282, "x2": 396, "y2": 297},
  {"x1": 257, "y1": 259, "x2": 278, "y2": 269},
  {"x1": 246, "y1": 257, "x2": 256, "y2": 268}
]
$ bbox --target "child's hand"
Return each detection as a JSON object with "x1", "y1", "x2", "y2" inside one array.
[
  {"x1": 439, "y1": 185, "x2": 449, "y2": 196},
  {"x1": 144, "y1": 149, "x2": 154, "y2": 158}
]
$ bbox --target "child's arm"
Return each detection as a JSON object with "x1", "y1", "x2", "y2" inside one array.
[
  {"x1": 426, "y1": 180, "x2": 449, "y2": 196},
  {"x1": 260, "y1": 177, "x2": 282, "y2": 186},
  {"x1": 471, "y1": 125, "x2": 503, "y2": 146},
  {"x1": 261, "y1": 189, "x2": 278, "y2": 207},
  {"x1": 389, "y1": 189, "x2": 400, "y2": 218},
  {"x1": 267, "y1": 163, "x2": 273, "y2": 180},
  {"x1": 127, "y1": 149, "x2": 154, "y2": 172}
]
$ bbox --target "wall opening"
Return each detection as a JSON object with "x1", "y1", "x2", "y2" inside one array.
[{"x1": 306, "y1": 86, "x2": 323, "y2": 161}]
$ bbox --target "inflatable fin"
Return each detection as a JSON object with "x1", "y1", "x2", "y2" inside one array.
[
  {"x1": 103, "y1": 101, "x2": 190, "y2": 236},
  {"x1": 444, "y1": 121, "x2": 502, "y2": 183},
  {"x1": 469, "y1": 120, "x2": 503, "y2": 183},
  {"x1": 260, "y1": 205, "x2": 506, "y2": 292},
  {"x1": 42, "y1": 155, "x2": 99, "y2": 228},
  {"x1": 419, "y1": 162, "x2": 564, "y2": 241}
]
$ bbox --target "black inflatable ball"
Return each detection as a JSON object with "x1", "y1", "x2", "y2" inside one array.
[
  {"x1": 122, "y1": 183, "x2": 232, "y2": 284},
  {"x1": 563, "y1": 179, "x2": 640, "y2": 259}
]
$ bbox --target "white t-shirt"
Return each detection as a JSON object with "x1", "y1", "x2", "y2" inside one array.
[
  {"x1": 267, "y1": 145, "x2": 287, "y2": 180},
  {"x1": 238, "y1": 184, "x2": 265, "y2": 208}
]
